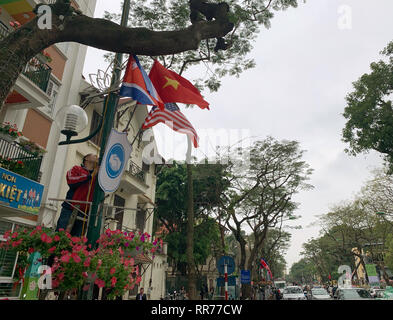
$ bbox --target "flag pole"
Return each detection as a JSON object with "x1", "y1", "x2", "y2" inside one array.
[{"x1": 82, "y1": 1, "x2": 132, "y2": 301}]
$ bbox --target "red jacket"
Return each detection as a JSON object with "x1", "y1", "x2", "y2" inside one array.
[{"x1": 62, "y1": 165, "x2": 96, "y2": 213}]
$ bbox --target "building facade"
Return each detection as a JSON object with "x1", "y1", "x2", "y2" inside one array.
[{"x1": 0, "y1": 0, "x2": 167, "y2": 300}]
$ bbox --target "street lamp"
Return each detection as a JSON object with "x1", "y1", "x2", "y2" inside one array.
[{"x1": 55, "y1": 104, "x2": 88, "y2": 142}]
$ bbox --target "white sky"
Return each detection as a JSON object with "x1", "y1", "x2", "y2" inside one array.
[{"x1": 82, "y1": 0, "x2": 393, "y2": 270}]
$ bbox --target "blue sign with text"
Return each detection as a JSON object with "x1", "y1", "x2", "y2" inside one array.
[
  {"x1": 0, "y1": 167, "x2": 44, "y2": 215},
  {"x1": 241, "y1": 270, "x2": 251, "y2": 284}
]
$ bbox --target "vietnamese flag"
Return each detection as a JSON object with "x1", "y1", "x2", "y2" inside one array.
[{"x1": 149, "y1": 60, "x2": 210, "y2": 110}]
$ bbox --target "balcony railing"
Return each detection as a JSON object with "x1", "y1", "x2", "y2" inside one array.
[
  {"x1": 128, "y1": 161, "x2": 146, "y2": 183},
  {"x1": 22, "y1": 57, "x2": 52, "y2": 93},
  {"x1": 0, "y1": 22, "x2": 10, "y2": 40},
  {"x1": 0, "y1": 138, "x2": 43, "y2": 182}
]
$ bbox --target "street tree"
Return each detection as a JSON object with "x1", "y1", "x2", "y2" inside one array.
[
  {"x1": 288, "y1": 258, "x2": 315, "y2": 284},
  {"x1": 256, "y1": 227, "x2": 291, "y2": 279},
  {"x1": 218, "y1": 137, "x2": 313, "y2": 297},
  {"x1": 342, "y1": 41, "x2": 393, "y2": 172},
  {"x1": 154, "y1": 161, "x2": 228, "y2": 295},
  {"x1": 318, "y1": 200, "x2": 393, "y2": 284}
]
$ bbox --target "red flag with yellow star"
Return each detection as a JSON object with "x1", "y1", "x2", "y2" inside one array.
[{"x1": 149, "y1": 60, "x2": 210, "y2": 110}]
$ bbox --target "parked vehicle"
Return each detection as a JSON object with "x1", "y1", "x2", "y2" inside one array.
[
  {"x1": 282, "y1": 286, "x2": 307, "y2": 300},
  {"x1": 308, "y1": 288, "x2": 332, "y2": 300},
  {"x1": 334, "y1": 288, "x2": 373, "y2": 300}
]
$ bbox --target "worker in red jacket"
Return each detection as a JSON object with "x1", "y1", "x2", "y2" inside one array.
[{"x1": 55, "y1": 153, "x2": 99, "y2": 236}]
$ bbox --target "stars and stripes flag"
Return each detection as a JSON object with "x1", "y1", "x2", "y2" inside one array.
[{"x1": 142, "y1": 103, "x2": 199, "y2": 148}]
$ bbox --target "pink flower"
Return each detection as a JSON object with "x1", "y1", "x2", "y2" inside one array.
[
  {"x1": 11, "y1": 232, "x2": 18, "y2": 239},
  {"x1": 52, "y1": 279, "x2": 59, "y2": 288},
  {"x1": 110, "y1": 267, "x2": 116, "y2": 275},
  {"x1": 111, "y1": 277, "x2": 117, "y2": 287},
  {"x1": 57, "y1": 273, "x2": 65, "y2": 281},
  {"x1": 48, "y1": 246, "x2": 56, "y2": 254},
  {"x1": 153, "y1": 239, "x2": 158, "y2": 246},
  {"x1": 84, "y1": 258, "x2": 91, "y2": 267},
  {"x1": 71, "y1": 237, "x2": 80, "y2": 243},
  {"x1": 41, "y1": 233, "x2": 52, "y2": 244},
  {"x1": 36, "y1": 226, "x2": 42, "y2": 232},
  {"x1": 95, "y1": 278, "x2": 105, "y2": 288},
  {"x1": 61, "y1": 254, "x2": 70, "y2": 263},
  {"x1": 71, "y1": 253, "x2": 81, "y2": 263},
  {"x1": 82, "y1": 272, "x2": 88, "y2": 278},
  {"x1": 124, "y1": 242, "x2": 129, "y2": 247},
  {"x1": 28, "y1": 247, "x2": 34, "y2": 254},
  {"x1": 54, "y1": 235, "x2": 60, "y2": 242}
]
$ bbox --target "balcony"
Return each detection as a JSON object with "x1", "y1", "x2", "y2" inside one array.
[
  {"x1": 119, "y1": 161, "x2": 148, "y2": 195},
  {"x1": 1, "y1": 22, "x2": 52, "y2": 108},
  {"x1": 128, "y1": 161, "x2": 146, "y2": 183},
  {"x1": 22, "y1": 57, "x2": 52, "y2": 93},
  {"x1": 0, "y1": 138, "x2": 43, "y2": 182}
]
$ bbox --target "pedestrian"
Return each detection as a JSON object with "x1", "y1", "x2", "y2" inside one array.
[
  {"x1": 180, "y1": 286, "x2": 186, "y2": 300},
  {"x1": 275, "y1": 287, "x2": 282, "y2": 300},
  {"x1": 200, "y1": 285, "x2": 205, "y2": 300},
  {"x1": 55, "y1": 154, "x2": 99, "y2": 237},
  {"x1": 136, "y1": 287, "x2": 147, "y2": 300}
]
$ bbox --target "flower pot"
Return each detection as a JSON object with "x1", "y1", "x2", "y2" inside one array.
[{"x1": 0, "y1": 132, "x2": 17, "y2": 143}]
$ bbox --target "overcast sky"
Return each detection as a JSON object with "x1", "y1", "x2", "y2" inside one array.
[{"x1": 82, "y1": 0, "x2": 393, "y2": 270}]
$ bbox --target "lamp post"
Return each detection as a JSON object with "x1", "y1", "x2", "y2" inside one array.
[
  {"x1": 55, "y1": 0, "x2": 131, "y2": 300},
  {"x1": 56, "y1": 0, "x2": 131, "y2": 247}
]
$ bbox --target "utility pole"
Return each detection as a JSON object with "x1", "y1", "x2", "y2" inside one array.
[{"x1": 86, "y1": 0, "x2": 131, "y2": 248}]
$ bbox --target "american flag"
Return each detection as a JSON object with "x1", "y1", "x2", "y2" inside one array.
[{"x1": 142, "y1": 103, "x2": 199, "y2": 148}]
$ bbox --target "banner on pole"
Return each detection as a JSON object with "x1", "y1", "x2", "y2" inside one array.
[{"x1": 98, "y1": 129, "x2": 132, "y2": 193}]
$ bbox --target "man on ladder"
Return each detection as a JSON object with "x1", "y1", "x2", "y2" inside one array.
[{"x1": 55, "y1": 154, "x2": 99, "y2": 237}]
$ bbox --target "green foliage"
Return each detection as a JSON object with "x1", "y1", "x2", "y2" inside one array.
[
  {"x1": 385, "y1": 234, "x2": 393, "y2": 271},
  {"x1": 342, "y1": 41, "x2": 393, "y2": 172},
  {"x1": 155, "y1": 161, "x2": 228, "y2": 274},
  {"x1": 104, "y1": 0, "x2": 301, "y2": 92}
]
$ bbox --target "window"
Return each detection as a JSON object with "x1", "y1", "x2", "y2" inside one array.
[
  {"x1": 89, "y1": 110, "x2": 102, "y2": 146},
  {"x1": 46, "y1": 80, "x2": 59, "y2": 115},
  {"x1": 142, "y1": 162, "x2": 150, "y2": 174},
  {"x1": 136, "y1": 206, "x2": 146, "y2": 232},
  {"x1": 114, "y1": 195, "x2": 125, "y2": 231}
]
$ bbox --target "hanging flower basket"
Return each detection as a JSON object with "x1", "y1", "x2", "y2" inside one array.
[{"x1": 0, "y1": 122, "x2": 23, "y2": 142}]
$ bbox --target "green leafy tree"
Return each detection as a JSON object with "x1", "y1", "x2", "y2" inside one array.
[
  {"x1": 342, "y1": 41, "x2": 393, "y2": 172},
  {"x1": 288, "y1": 258, "x2": 316, "y2": 284},
  {"x1": 155, "y1": 161, "x2": 228, "y2": 275},
  {"x1": 215, "y1": 137, "x2": 313, "y2": 297}
]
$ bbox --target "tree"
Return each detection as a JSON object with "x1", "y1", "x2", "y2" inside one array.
[
  {"x1": 154, "y1": 160, "x2": 228, "y2": 296},
  {"x1": 288, "y1": 258, "x2": 316, "y2": 284},
  {"x1": 257, "y1": 228, "x2": 291, "y2": 279},
  {"x1": 0, "y1": 0, "x2": 300, "y2": 107},
  {"x1": 216, "y1": 137, "x2": 313, "y2": 297},
  {"x1": 342, "y1": 41, "x2": 393, "y2": 172}
]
